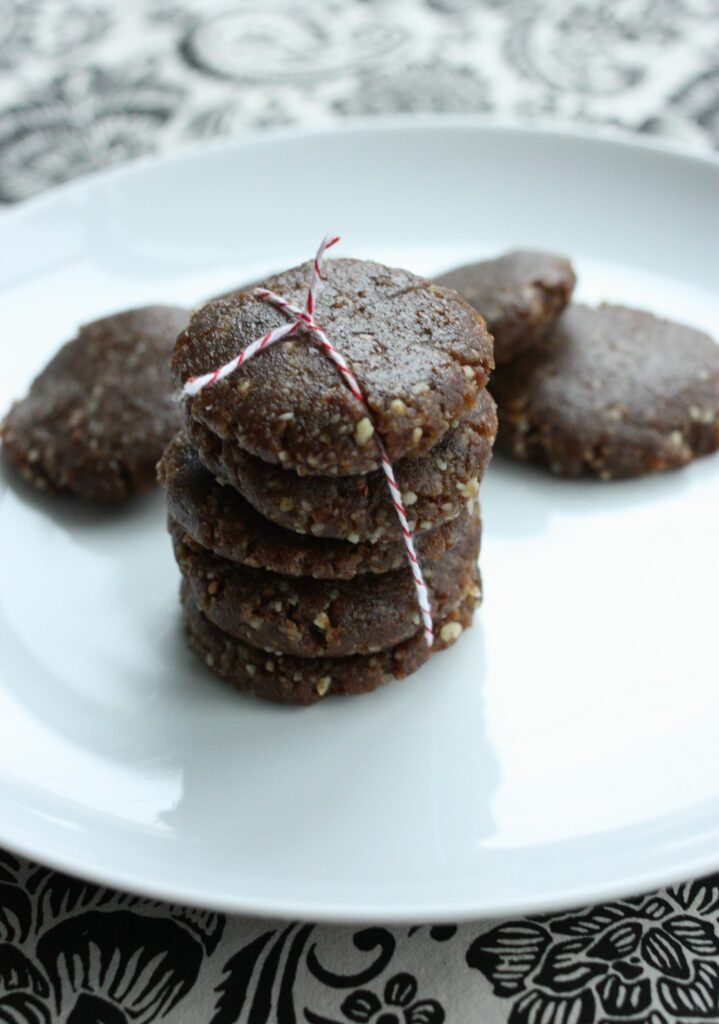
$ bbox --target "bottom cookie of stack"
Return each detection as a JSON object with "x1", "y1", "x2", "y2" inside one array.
[{"x1": 180, "y1": 570, "x2": 481, "y2": 706}]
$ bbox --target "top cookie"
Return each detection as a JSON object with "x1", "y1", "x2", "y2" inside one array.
[
  {"x1": 491, "y1": 303, "x2": 719, "y2": 479},
  {"x1": 1, "y1": 305, "x2": 188, "y2": 501},
  {"x1": 436, "y1": 250, "x2": 575, "y2": 365},
  {"x1": 173, "y1": 258, "x2": 493, "y2": 476}
]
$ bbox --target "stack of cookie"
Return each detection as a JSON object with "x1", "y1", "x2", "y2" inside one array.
[{"x1": 159, "y1": 257, "x2": 496, "y2": 704}]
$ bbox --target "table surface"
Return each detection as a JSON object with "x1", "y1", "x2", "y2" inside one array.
[{"x1": 1, "y1": 1, "x2": 718, "y2": 1022}]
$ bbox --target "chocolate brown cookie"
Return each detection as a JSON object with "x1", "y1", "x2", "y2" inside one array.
[
  {"x1": 173, "y1": 258, "x2": 494, "y2": 475},
  {"x1": 171, "y1": 507, "x2": 480, "y2": 657},
  {"x1": 1, "y1": 306, "x2": 189, "y2": 501},
  {"x1": 436, "y1": 250, "x2": 575, "y2": 364},
  {"x1": 159, "y1": 432, "x2": 474, "y2": 578},
  {"x1": 492, "y1": 303, "x2": 719, "y2": 478},
  {"x1": 181, "y1": 574, "x2": 481, "y2": 705},
  {"x1": 188, "y1": 389, "x2": 497, "y2": 542}
]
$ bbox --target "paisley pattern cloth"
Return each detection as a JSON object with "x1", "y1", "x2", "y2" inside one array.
[
  {"x1": 1, "y1": 1, "x2": 719, "y2": 1021},
  {"x1": 0, "y1": 0, "x2": 717, "y2": 202}
]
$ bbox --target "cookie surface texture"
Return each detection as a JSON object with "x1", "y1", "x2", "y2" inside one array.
[
  {"x1": 172, "y1": 258, "x2": 494, "y2": 475},
  {"x1": 2, "y1": 306, "x2": 189, "y2": 500},
  {"x1": 491, "y1": 303, "x2": 719, "y2": 478},
  {"x1": 436, "y1": 250, "x2": 575, "y2": 364}
]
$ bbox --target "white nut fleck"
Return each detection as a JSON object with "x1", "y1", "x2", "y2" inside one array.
[
  {"x1": 316, "y1": 676, "x2": 331, "y2": 697},
  {"x1": 440, "y1": 621, "x2": 463, "y2": 643},
  {"x1": 457, "y1": 476, "x2": 479, "y2": 499},
  {"x1": 462, "y1": 365, "x2": 475, "y2": 380},
  {"x1": 313, "y1": 612, "x2": 330, "y2": 631},
  {"x1": 355, "y1": 417, "x2": 375, "y2": 446},
  {"x1": 689, "y1": 405, "x2": 715, "y2": 424},
  {"x1": 402, "y1": 490, "x2": 418, "y2": 506},
  {"x1": 411, "y1": 427, "x2": 423, "y2": 445},
  {"x1": 347, "y1": 531, "x2": 360, "y2": 544},
  {"x1": 390, "y1": 399, "x2": 407, "y2": 415}
]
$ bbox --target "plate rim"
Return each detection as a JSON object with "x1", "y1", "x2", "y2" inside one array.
[
  {"x1": 1, "y1": 118, "x2": 718, "y2": 922},
  {"x1": 3, "y1": 820, "x2": 719, "y2": 924},
  {"x1": 1, "y1": 114, "x2": 717, "y2": 231}
]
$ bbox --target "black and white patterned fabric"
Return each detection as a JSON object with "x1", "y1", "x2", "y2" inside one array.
[
  {"x1": 0, "y1": 0, "x2": 717, "y2": 204},
  {"x1": 1, "y1": 1, "x2": 718, "y2": 1021}
]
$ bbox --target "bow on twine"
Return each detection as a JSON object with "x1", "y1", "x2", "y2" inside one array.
[{"x1": 184, "y1": 234, "x2": 433, "y2": 647}]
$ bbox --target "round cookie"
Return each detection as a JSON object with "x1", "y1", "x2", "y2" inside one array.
[
  {"x1": 171, "y1": 508, "x2": 480, "y2": 657},
  {"x1": 188, "y1": 388, "x2": 497, "y2": 542},
  {"x1": 491, "y1": 303, "x2": 719, "y2": 478},
  {"x1": 436, "y1": 250, "x2": 575, "y2": 364},
  {"x1": 1, "y1": 306, "x2": 189, "y2": 501},
  {"x1": 159, "y1": 432, "x2": 474, "y2": 579},
  {"x1": 181, "y1": 574, "x2": 481, "y2": 705},
  {"x1": 172, "y1": 258, "x2": 494, "y2": 475}
]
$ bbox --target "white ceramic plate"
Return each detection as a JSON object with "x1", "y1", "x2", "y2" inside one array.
[{"x1": 0, "y1": 121, "x2": 718, "y2": 923}]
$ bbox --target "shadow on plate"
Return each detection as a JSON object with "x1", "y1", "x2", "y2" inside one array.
[{"x1": 484, "y1": 451, "x2": 700, "y2": 539}]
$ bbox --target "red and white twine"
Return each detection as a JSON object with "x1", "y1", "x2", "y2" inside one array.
[{"x1": 184, "y1": 234, "x2": 434, "y2": 647}]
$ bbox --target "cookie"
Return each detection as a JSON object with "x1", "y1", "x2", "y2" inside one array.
[
  {"x1": 187, "y1": 388, "x2": 497, "y2": 542},
  {"x1": 436, "y1": 250, "x2": 575, "y2": 364},
  {"x1": 491, "y1": 303, "x2": 719, "y2": 478},
  {"x1": 159, "y1": 432, "x2": 474, "y2": 578},
  {"x1": 171, "y1": 507, "x2": 480, "y2": 657},
  {"x1": 181, "y1": 573, "x2": 481, "y2": 705},
  {"x1": 1, "y1": 306, "x2": 189, "y2": 501},
  {"x1": 172, "y1": 258, "x2": 494, "y2": 475}
]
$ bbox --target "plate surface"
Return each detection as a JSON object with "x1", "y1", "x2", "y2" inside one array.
[{"x1": 0, "y1": 121, "x2": 718, "y2": 922}]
